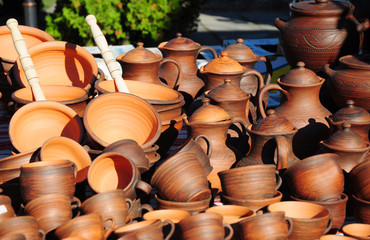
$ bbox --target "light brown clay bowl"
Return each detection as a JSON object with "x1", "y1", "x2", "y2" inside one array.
[
  {"x1": 0, "y1": 149, "x2": 36, "y2": 169},
  {"x1": 352, "y1": 194, "x2": 370, "y2": 224},
  {"x1": 143, "y1": 209, "x2": 192, "y2": 224},
  {"x1": 154, "y1": 194, "x2": 212, "y2": 214},
  {"x1": 0, "y1": 167, "x2": 21, "y2": 185},
  {"x1": 83, "y1": 92, "x2": 162, "y2": 150},
  {"x1": 11, "y1": 41, "x2": 97, "y2": 91},
  {"x1": 342, "y1": 223, "x2": 370, "y2": 240},
  {"x1": 320, "y1": 235, "x2": 357, "y2": 240},
  {"x1": 9, "y1": 101, "x2": 84, "y2": 153},
  {"x1": 205, "y1": 205, "x2": 255, "y2": 224},
  {"x1": 349, "y1": 160, "x2": 370, "y2": 201}
]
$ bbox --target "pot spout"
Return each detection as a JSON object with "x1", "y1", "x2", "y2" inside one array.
[{"x1": 274, "y1": 18, "x2": 287, "y2": 31}]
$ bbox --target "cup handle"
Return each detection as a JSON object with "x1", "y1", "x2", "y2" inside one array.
[
  {"x1": 274, "y1": 170, "x2": 282, "y2": 191},
  {"x1": 126, "y1": 198, "x2": 133, "y2": 213},
  {"x1": 194, "y1": 134, "x2": 213, "y2": 158},
  {"x1": 223, "y1": 223, "x2": 234, "y2": 240},
  {"x1": 198, "y1": 46, "x2": 218, "y2": 59},
  {"x1": 323, "y1": 217, "x2": 333, "y2": 235},
  {"x1": 103, "y1": 217, "x2": 116, "y2": 240},
  {"x1": 285, "y1": 216, "x2": 294, "y2": 236},
  {"x1": 39, "y1": 229, "x2": 46, "y2": 240},
  {"x1": 135, "y1": 180, "x2": 152, "y2": 195},
  {"x1": 160, "y1": 58, "x2": 183, "y2": 89},
  {"x1": 71, "y1": 196, "x2": 81, "y2": 217},
  {"x1": 163, "y1": 219, "x2": 175, "y2": 240},
  {"x1": 139, "y1": 203, "x2": 154, "y2": 215}
]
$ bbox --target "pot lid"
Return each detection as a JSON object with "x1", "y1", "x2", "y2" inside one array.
[
  {"x1": 224, "y1": 38, "x2": 259, "y2": 63},
  {"x1": 251, "y1": 109, "x2": 295, "y2": 133},
  {"x1": 279, "y1": 62, "x2": 321, "y2": 85},
  {"x1": 331, "y1": 100, "x2": 370, "y2": 124},
  {"x1": 207, "y1": 79, "x2": 250, "y2": 101},
  {"x1": 202, "y1": 51, "x2": 245, "y2": 74},
  {"x1": 323, "y1": 122, "x2": 367, "y2": 149},
  {"x1": 189, "y1": 98, "x2": 231, "y2": 124},
  {"x1": 339, "y1": 54, "x2": 370, "y2": 71},
  {"x1": 118, "y1": 42, "x2": 161, "y2": 63},
  {"x1": 291, "y1": 0, "x2": 350, "y2": 16},
  {"x1": 158, "y1": 33, "x2": 200, "y2": 51}
]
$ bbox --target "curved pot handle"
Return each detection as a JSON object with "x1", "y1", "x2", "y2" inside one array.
[
  {"x1": 285, "y1": 216, "x2": 294, "y2": 236},
  {"x1": 163, "y1": 219, "x2": 175, "y2": 240},
  {"x1": 274, "y1": 170, "x2": 283, "y2": 191},
  {"x1": 103, "y1": 217, "x2": 116, "y2": 240},
  {"x1": 159, "y1": 58, "x2": 183, "y2": 89},
  {"x1": 135, "y1": 180, "x2": 152, "y2": 195},
  {"x1": 275, "y1": 135, "x2": 289, "y2": 170},
  {"x1": 198, "y1": 46, "x2": 218, "y2": 60},
  {"x1": 241, "y1": 69, "x2": 265, "y2": 96},
  {"x1": 194, "y1": 134, "x2": 213, "y2": 157},
  {"x1": 323, "y1": 217, "x2": 333, "y2": 235},
  {"x1": 258, "y1": 56, "x2": 272, "y2": 86},
  {"x1": 125, "y1": 198, "x2": 133, "y2": 213},
  {"x1": 39, "y1": 229, "x2": 46, "y2": 240},
  {"x1": 257, "y1": 83, "x2": 290, "y2": 119},
  {"x1": 223, "y1": 223, "x2": 234, "y2": 240}
]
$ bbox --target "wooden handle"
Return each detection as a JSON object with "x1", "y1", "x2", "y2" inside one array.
[
  {"x1": 6, "y1": 18, "x2": 46, "y2": 101},
  {"x1": 85, "y1": 15, "x2": 130, "y2": 93}
]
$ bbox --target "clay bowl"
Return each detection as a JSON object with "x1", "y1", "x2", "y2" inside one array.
[
  {"x1": 352, "y1": 194, "x2": 370, "y2": 224},
  {"x1": 0, "y1": 216, "x2": 45, "y2": 240},
  {"x1": 284, "y1": 153, "x2": 344, "y2": 202},
  {"x1": 154, "y1": 194, "x2": 212, "y2": 214},
  {"x1": 349, "y1": 160, "x2": 370, "y2": 201},
  {"x1": 320, "y1": 235, "x2": 357, "y2": 240},
  {"x1": 38, "y1": 136, "x2": 91, "y2": 183},
  {"x1": 205, "y1": 205, "x2": 255, "y2": 224},
  {"x1": 11, "y1": 85, "x2": 89, "y2": 117},
  {"x1": 0, "y1": 167, "x2": 22, "y2": 185},
  {"x1": 8, "y1": 100, "x2": 84, "y2": 153},
  {"x1": 222, "y1": 191, "x2": 283, "y2": 212},
  {"x1": 0, "y1": 149, "x2": 36, "y2": 169},
  {"x1": 342, "y1": 223, "x2": 370, "y2": 240},
  {"x1": 83, "y1": 92, "x2": 161, "y2": 150},
  {"x1": 143, "y1": 209, "x2": 192, "y2": 224},
  {"x1": 11, "y1": 41, "x2": 98, "y2": 91},
  {"x1": 0, "y1": 195, "x2": 16, "y2": 223}
]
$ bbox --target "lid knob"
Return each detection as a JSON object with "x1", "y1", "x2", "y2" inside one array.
[
  {"x1": 176, "y1": 32, "x2": 182, "y2": 38},
  {"x1": 346, "y1": 99, "x2": 355, "y2": 107},
  {"x1": 237, "y1": 38, "x2": 244, "y2": 44},
  {"x1": 266, "y1": 109, "x2": 276, "y2": 116},
  {"x1": 202, "y1": 98, "x2": 210, "y2": 106},
  {"x1": 297, "y1": 61, "x2": 305, "y2": 69},
  {"x1": 137, "y1": 42, "x2": 144, "y2": 48},
  {"x1": 220, "y1": 51, "x2": 229, "y2": 58},
  {"x1": 224, "y1": 79, "x2": 232, "y2": 84},
  {"x1": 342, "y1": 122, "x2": 351, "y2": 129}
]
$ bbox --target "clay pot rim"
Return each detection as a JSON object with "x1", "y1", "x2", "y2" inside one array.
[
  {"x1": 21, "y1": 159, "x2": 73, "y2": 169},
  {"x1": 351, "y1": 194, "x2": 369, "y2": 204},
  {"x1": 205, "y1": 91, "x2": 251, "y2": 103},
  {"x1": 0, "y1": 149, "x2": 35, "y2": 166},
  {"x1": 247, "y1": 124, "x2": 298, "y2": 135},
  {"x1": 205, "y1": 205, "x2": 255, "y2": 224},
  {"x1": 339, "y1": 55, "x2": 370, "y2": 71},
  {"x1": 143, "y1": 209, "x2": 192, "y2": 223},
  {"x1": 24, "y1": 193, "x2": 72, "y2": 211},
  {"x1": 117, "y1": 52, "x2": 163, "y2": 64},
  {"x1": 342, "y1": 223, "x2": 370, "y2": 239},
  {"x1": 0, "y1": 215, "x2": 38, "y2": 225},
  {"x1": 158, "y1": 41, "x2": 201, "y2": 51},
  {"x1": 55, "y1": 213, "x2": 102, "y2": 233},
  {"x1": 156, "y1": 99, "x2": 185, "y2": 113},
  {"x1": 154, "y1": 193, "x2": 212, "y2": 205},
  {"x1": 223, "y1": 191, "x2": 283, "y2": 203},
  {"x1": 320, "y1": 141, "x2": 370, "y2": 152},
  {"x1": 184, "y1": 115, "x2": 232, "y2": 126},
  {"x1": 277, "y1": 76, "x2": 325, "y2": 87},
  {"x1": 218, "y1": 164, "x2": 276, "y2": 176},
  {"x1": 290, "y1": 193, "x2": 348, "y2": 204},
  {"x1": 161, "y1": 112, "x2": 186, "y2": 125},
  {"x1": 238, "y1": 210, "x2": 286, "y2": 225},
  {"x1": 289, "y1": 1, "x2": 351, "y2": 16}
]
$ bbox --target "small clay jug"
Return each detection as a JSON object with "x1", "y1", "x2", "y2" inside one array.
[
  {"x1": 158, "y1": 33, "x2": 218, "y2": 100},
  {"x1": 0, "y1": 195, "x2": 16, "y2": 223},
  {"x1": 117, "y1": 42, "x2": 182, "y2": 89},
  {"x1": 258, "y1": 61, "x2": 331, "y2": 159},
  {"x1": 0, "y1": 216, "x2": 45, "y2": 240}
]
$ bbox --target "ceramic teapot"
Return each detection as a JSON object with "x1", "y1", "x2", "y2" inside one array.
[{"x1": 275, "y1": 0, "x2": 369, "y2": 73}]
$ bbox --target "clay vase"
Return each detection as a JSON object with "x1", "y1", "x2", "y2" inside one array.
[
  {"x1": 20, "y1": 159, "x2": 76, "y2": 203},
  {"x1": 154, "y1": 194, "x2": 212, "y2": 214},
  {"x1": 178, "y1": 212, "x2": 234, "y2": 240},
  {"x1": 258, "y1": 62, "x2": 331, "y2": 159},
  {"x1": 55, "y1": 213, "x2": 115, "y2": 240},
  {"x1": 267, "y1": 201, "x2": 332, "y2": 240},
  {"x1": 342, "y1": 223, "x2": 370, "y2": 240},
  {"x1": 284, "y1": 153, "x2": 344, "y2": 202},
  {"x1": 0, "y1": 216, "x2": 45, "y2": 240},
  {"x1": 324, "y1": 54, "x2": 370, "y2": 111},
  {"x1": 237, "y1": 211, "x2": 292, "y2": 240},
  {"x1": 205, "y1": 205, "x2": 255, "y2": 224},
  {"x1": 117, "y1": 42, "x2": 182, "y2": 89},
  {"x1": 274, "y1": 0, "x2": 369, "y2": 73},
  {"x1": 352, "y1": 194, "x2": 370, "y2": 224},
  {"x1": 320, "y1": 122, "x2": 370, "y2": 173},
  {"x1": 87, "y1": 152, "x2": 152, "y2": 195},
  {"x1": 0, "y1": 195, "x2": 16, "y2": 223},
  {"x1": 349, "y1": 160, "x2": 370, "y2": 201},
  {"x1": 150, "y1": 151, "x2": 211, "y2": 202},
  {"x1": 184, "y1": 98, "x2": 235, "y2": 191}
]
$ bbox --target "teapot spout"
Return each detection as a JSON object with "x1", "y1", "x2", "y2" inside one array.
[
  {"x1": 274, "y1": 18, "x2": 287, "y2": 31},
  {"x1": 323, "y1": 64, "x2": 334, "y2": 77}
]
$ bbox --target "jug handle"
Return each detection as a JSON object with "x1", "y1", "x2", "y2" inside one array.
[
  {"x1": 275, "y1": 135, "x2": 289, "y2": 170},
  {"x1": 194, "y1": 134, "x2": 213, "y2": 158},
  {"x1": 39, "y1": 229, "x2": 46, "y2": 240},
  {"x1": 163, "y1": 219, "x2": 175, "y2": 240},
  {"x1": 274, "y1": 170, "x2": 283, "y2": 191},
  {"x1": 135, "y1": 180, "x2": 152, "y2": 195},
  {"x1": 198, "y1": 46, "x2": 218, "y2": 59},
  {"x1": 257, "y1": 83, "x2": 290, "y2": 119},
  {"x1": 103, "y1": 217, "x2": 116, "y2": 240},
  {"x1": 223, "y1": 223, "x2": 234, "y2": 240},
  {"x1": 258, "y1": 56, "x2": 272, "y2": 86},
  {"x1": 323, "y1": 217, "x2": 333, "y2": 235},
  {"x1": 160, "y1": 57, "x2": 183, "y2": 89},
  {"x1": 241, "y1": 69, "x2": 265, "y2": 96}
]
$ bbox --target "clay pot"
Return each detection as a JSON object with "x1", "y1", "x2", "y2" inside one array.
[
  {"x1": 150, "y1": 151, "x2": 211, "y2": 202},
  {"x1": 143, "y1": 209, "x2": 192, "y2": 224},
  {"x1": 205, "y1": 205, "x2": 255, "y2": 224},
  {"x1": 349, "y1": 160, "x2": 370, "y2": 201},
  {"x1": 9, "y1": 101, "x2": 83, "y2": 153},
  {"x1": 158, "y1": 33, "x2": 218, "y2": 100},
  {"x1": 258, "y1": 61, "x2": 331, "y2": 159},
  {"x1": 222, "y1": 191, "x2": 283, "y2": 212},
  {"x1": 0, "y1": 216, "x2": 45, "y2": 240},
  {"x1": 0, "y1": 195, "x2": 16, "y2": 223},
  {"x1": 55, "y1": 213, "x2": 115, "y2": 240},
  {"x1": 274, "y1": 0, "x2": 369, "y2": 73},
  {"x1": 20, "y1": 159, "x2": 76, "y2": 203},
  {"x1": 237, "y1": 211, "x2": 292, "y2": 240},
  {"x1": 324, "y1": 54, "x2": 370, "y2": 111},
  {"x1": 80, "y1": 189, "x2": 132, "y2": 229},
  {"x1": 352, "y1": 194, "x2": 370, "y2": 224},
  {"x1": 320, "y1": 235, "x2": 356, "y2": 240},
  {"x1": 83, "y1": 92, "x2": 162, "y2": 150},
  {"x1": 154, "y1": 194, "x2": 211, "y2": 214},
  {"x1": 117, "y1": 42, "x2": 182, "y2": 89},
  {"x1": 218, "y1": 164, "x2": 282, "y2": 200},
  {"x1": 87, "y1": 152, "x2": 152, "y2": 195},
  {"x1": 342, "y1": 223, "x2": 370, "y2": 240},
  {"x1": 178, "y1": 212, "x2": 234, "y2": 240},
  {"x1": 284, "y1": 153, "x2": 344, "y2": 202},
  {"x1": 38, "y1": 136, "x2": 91, "y2": 183}
]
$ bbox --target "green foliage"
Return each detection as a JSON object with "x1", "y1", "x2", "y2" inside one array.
[{"x1": 45, "y1": 0, "x2": 206, "y2": 46}]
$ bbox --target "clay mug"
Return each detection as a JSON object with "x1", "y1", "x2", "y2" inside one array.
[
  {"x1": 0, "y1": 194, "x2": 16, "y2": 223},
  {"x1": 178, "y1": 212, "x2": 234, "y2": 240},
  {"x1": 218, "y1": 164, "x2": 282, "y2": 200},
  {"x1": 87, "y1": 152, "x2": 152, "y2": 195},
  {"x1": 150, "y1": 151, "x2": 211, "y2": 202},
  {"x1": 237, "y1": 211, "x2": 292, "y2": 240},
  {"x1": 114, "y1": 219, "x2": 175, "y2": 240},
  {"x1": 80, "y1": 189, "x2": 133, "y2": 229},
  {"x1": 154, "y1": 194, "x2": 211, "y2": 214},
  {"x1": 55, "y1": 213, "x2": 115, "y2": 240},
  {"x1": 268, "y1": 201, "x2": 332, "y2": 240},
  {"x1": 0, "y1": 216, "x2": 45, "y2": 240},
  {"x1": 126, "y1": 198, "x2": 153, "y2": 222},
  {"x1": 352, "y1": 194, "x2": 370, "y2": 224},
  {"x1": 349, "y1": 159, "x2": 370, "y2": 201},
  {"x1": 20, "y1": 159, "x2": 76, "y2": 203},
  {"x1": 24, "y1": 193, "x2": 80, "y2": 234},
  {"x1": 205, "y1": 205, "x2": 255, "y2": 224},
  {"x1": 342, "y1": 223, "x2": 370, "y2": 240}
]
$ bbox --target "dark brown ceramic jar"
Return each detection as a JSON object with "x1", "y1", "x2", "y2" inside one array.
[{"x1": 275, "y1": 0, "x2": 369, "y2": 73}]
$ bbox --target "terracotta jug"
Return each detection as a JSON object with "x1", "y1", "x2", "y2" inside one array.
[
  {"x1": 258, "y1": 62, "x2": 331, "y2": 159},
  {"x1": 117, "y1": 42, "x2": 182, "y2": 89},
  {"x1": 275, "y1": 0, "x2": 369, "y2": 73},
  {"x1": 158, "y1": 33, "x2": 218, "y2": 100}
]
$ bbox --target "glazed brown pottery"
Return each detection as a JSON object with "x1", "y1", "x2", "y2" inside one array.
[
  {"x1": 342, "y1": 223, "x2": 370, "y2": 240},
  {"x1": 154, "y1": 194, "x2": 211, "y2": 214},
  {"x1": 178, "y1": 212, "x2": 234, "y2": 240},
  {"x1": 218, "y1": 164, "x2": 282, "y2": 200},
  {"x1": 80, "y1": 189, "x2": 132, "y2": 229},
  {"x1": 0, "y1": 195, "x2": 16, "y2": 223},
  {"x1": 352, "y1": 194, "x2": 370, "y2": 224},
  {"x1": 55, "y1": 213, "x2": 115, "y2": 240},
  {"x1": 114, "y1": 219, "x2": 175, "y2": 240},
  {"x1": 275, "y1": 0, "x2": 369, "y2": 73},
  {"x1": 83, "y1": 92, "x2": 162, "y2": 150},
  {"x1": 150, "y1": 151, "x2": 211, "y2": 202},
  {"x1": 87, "y1": 152, "x2": 152, "y2": 195},
  {"x1": 349, "y1": 160, "x2": 370, "y2": 201},
  {"x1": 158, "y1": 33, "x2": 218, "y2": 100},
  {"x1": 237, "y1": 211, "x2": 292, "y2": 240},
  {"x1": 320, "y1": 235, "x2": 356, "y2": 240},
  {"x1": 205, "y1": 205, "x2": 255, "y2": 224},
  {"x1": 324, "y1": 54, "x2": 370, "y2": 111},
  {"x1": 20, "y1": 159, "x2": 76, "y2": 203},
  {"x1": 117, "y1": 42, "x2": 182, "y2": 89},
  {"x1": 258, "y1": 62, "x2": 331, "y2": 159},
  {"x1": 0, "y1": 216, "x2": 45, "y2": 240},
  {"x1": 284, "y1": 153, "x2": 344, "y2": 202}
]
